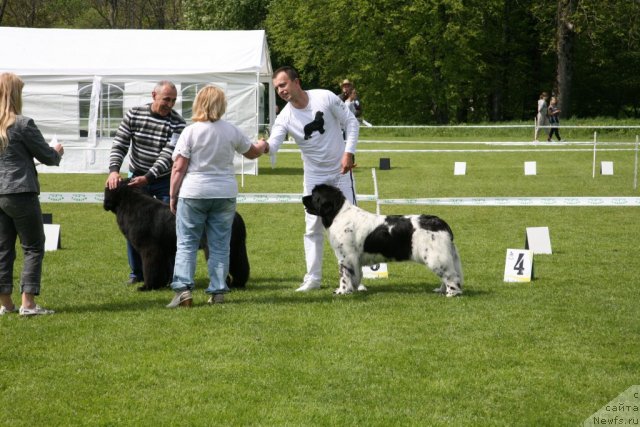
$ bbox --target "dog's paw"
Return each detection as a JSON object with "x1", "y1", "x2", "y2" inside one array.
[
  {"x1": 333, "y1": 287, "x2": 353, "y2": 295},
  {"x1": 357, "y1": 284, "x2": 368, "y2": 292},
  {"x1": 445, "y1": 289, "x2": 463, "y2": 297}
]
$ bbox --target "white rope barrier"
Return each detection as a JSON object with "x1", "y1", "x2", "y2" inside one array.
[
  {"x1": 278, "y1": 148, "x2": 635, "y2": 153},
  {"x1": 378, "y1": 197, "x2": 640, "y2": 207},
  {"x1": 39, "y1": 192, "x2": 640, "y2": 206},
  {"x1": 41, "y1": 192, "x2": 377, "y2": 204},
  {"x1": 362, "y1": 124, "x2": 640, "y2": 129}
]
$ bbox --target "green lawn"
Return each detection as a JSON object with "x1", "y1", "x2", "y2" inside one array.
[{"x1": 1, "y1": 139, "x2": 638, "y2": 426}]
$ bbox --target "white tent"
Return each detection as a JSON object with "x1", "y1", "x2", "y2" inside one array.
[{"x1": 0, "y1": 27, "x2": 275, "y2": 175}]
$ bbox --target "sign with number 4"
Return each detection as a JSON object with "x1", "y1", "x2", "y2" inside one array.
[{"x1": 503, "y1": 249, "x2": 534, "y2": 282}]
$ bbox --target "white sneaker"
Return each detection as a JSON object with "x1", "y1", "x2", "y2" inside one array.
[
  {"x1": 0, "y1": 305, "x2": 18, "y2": 315},
  {"x1": 166, "y1": 290, "x2": 193, "y2": 308},
  {"x1": 296, "y1": 279, "x2": 321, "y2": 292},
  {"x1": 19, "y1": 305, "x2": 54, "y2": 316}
]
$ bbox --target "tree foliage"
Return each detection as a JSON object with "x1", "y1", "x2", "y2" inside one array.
[
  {"x1": 182, "y1": 0, "x2": 269, "y2": 30},
  {"x1": 1, "y1": 0, "x2": 638, "y2": 123}
]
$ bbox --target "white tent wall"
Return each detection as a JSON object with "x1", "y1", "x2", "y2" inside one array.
[{"x1": 0, "y1": 27, "x2": 274, "y2": 175}]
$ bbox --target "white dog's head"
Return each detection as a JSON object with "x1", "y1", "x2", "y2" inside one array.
[{"x1": 302, "y1": 184, "x2": 346, "y2": 227}]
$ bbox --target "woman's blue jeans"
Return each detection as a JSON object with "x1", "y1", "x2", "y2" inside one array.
[{"x1": 171, "y1": 197, "x2": 236, "y2": 295}]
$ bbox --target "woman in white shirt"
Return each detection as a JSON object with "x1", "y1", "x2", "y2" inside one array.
[{"x1": 167, "y1": 85, "x2": 266, "y2": 308}]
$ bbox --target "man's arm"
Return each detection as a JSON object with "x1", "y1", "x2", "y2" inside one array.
[
  {"x1": 144, "y1": 119, "x2": 185, "y2": 183},
  {"x1": 266, "y1": 115, "x2": 289, "y2": 153},
  {"x1": 109, "y1": 111, "x2": 133, "y2": 174}
]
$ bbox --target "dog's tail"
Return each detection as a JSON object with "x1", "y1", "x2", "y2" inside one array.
[{"x1": 228, "y1": 212, "x2": 250, "y2": 288}]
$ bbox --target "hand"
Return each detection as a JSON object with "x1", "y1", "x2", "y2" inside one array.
[
  {"x1": 53, "y1": 143, "x2": 64, "y2": 156},
  {"x1": 256, "y1": 138, "x2": 268, "y2": 154},
  {"x1": 340, "y1": 152, "x2": 357, "y2": 174},
  {"x1": 128, "y1": 176, "x2": 149, "y2": 187},
  {"x1": 106, "y1": 171, "x2": 122, "y2": 190}
]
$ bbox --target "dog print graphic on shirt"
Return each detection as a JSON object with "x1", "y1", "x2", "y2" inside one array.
[{"x1": 303, "y1": 111, "x2": 325, "y2": 140}]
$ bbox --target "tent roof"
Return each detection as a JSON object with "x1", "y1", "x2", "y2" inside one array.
[{"x1": 0, "y1": 27, "x2": 272, "y2": 76}]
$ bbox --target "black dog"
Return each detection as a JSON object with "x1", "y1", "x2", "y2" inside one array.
[
  {"x1": 103, "y1": 182, "x2": 250, "y2": 291},
  {"x1": 303, "y1": 111, "x2": 325, "y2": 140}
]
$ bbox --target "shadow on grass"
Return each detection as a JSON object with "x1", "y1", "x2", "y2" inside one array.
[
  {"x1": 256, "y1": 167, "x2": 304, "y2": 176},
  {"x1": 55, "y1": 278, "x2": 489, "y2": 314}
]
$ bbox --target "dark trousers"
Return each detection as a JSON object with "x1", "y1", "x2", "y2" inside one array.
[
  {"x1": 549, "y1": 127, "x2": 561, "y2": 141},
  {"x1": 0, "y1": 193, "x2": 45, "y2": 295}
]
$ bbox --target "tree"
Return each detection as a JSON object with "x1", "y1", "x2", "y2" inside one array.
[
  {"x1": 266, "y1": 0, "x2": 523, "y2": 124},
  {"x1": 0, "y1": 0, "x2": 7, "y2": 25},
  {"x1": 182, "y1": 0, "x2": 270, "y2": 30},
  {"x1": 554, "y1": 0, "x2": 577, "y2": 117}
]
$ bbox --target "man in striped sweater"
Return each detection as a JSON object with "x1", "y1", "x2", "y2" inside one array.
[{"x1": 106, "y1": 80, "x2": 186, "y2": 285}]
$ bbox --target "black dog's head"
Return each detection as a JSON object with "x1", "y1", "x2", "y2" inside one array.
[
  {"x1": 103, "y1": 179, "x2": 133, "y2": 213},
  {"x1": 302, "y1": 184, "x2": 346, "y2": 228}
]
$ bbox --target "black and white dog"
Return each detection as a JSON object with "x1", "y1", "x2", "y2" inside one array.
[{"x1": 302, "y1": 184, "x2": 463, "y2": 297}]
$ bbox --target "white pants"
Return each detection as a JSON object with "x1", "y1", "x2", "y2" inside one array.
[{"x1": 303, "y1": 172, "x2": 356, "y2": 282}]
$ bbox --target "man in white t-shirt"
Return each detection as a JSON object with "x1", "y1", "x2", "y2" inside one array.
[{"x1": 265, "y1": 66, "x2": 360, "y2": 292}]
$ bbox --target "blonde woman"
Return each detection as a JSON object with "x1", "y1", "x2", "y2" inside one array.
[
  {"x1": 167, "y1": 85, "x2": 266, "y2": 308},
  {"x1": 0, "y1": 73, "x2": 64, "y2": 316}
]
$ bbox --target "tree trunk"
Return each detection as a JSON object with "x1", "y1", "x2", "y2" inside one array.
[
  {"x1": 0, "y1": 0, "x2": 7, "y2": 25},
  {"x1": 555, "y1": 0, "x2": 577, "y2": 118}
]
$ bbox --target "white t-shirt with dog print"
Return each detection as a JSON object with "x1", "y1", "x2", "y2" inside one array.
[
  {"x1": 268, "y1": 89, "x2": 359, "y2": 176},
  {"x1": 172, "y1": 120, "x2": 252, "y2": 199}
]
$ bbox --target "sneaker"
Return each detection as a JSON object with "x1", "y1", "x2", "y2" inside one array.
[
  {"x1": 207, "y1": 294, "x2": 225, "y2": 304},
  {"x1": 296, "y1": 278, "x2": 321, "y2": 292},
  {"x1": 166, "y1": 290, "x2": 193, "y2": 308},
  {"x1": 0, "y1": 305, "x2": 17, "y2": 315},
  {"x1": 127, "y1": 276, "x2": 141, "y2": 285},
  {"x1": 19, "y1": 305, "x2": 54, "y2": 316}
]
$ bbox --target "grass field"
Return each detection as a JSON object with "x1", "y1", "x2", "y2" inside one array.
[{"x1": 1, "y1": 137, "x2": 639, "y2": 426}]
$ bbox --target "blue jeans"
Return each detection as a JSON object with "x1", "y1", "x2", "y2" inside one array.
[
  {"x1": 126, "y1": 176, "x2": 170, "y2": 281},
  {"x1": 171, "y1": 197, "x2": 236, "y2": 295},
  {"x1": 0, "y1": 193, "x2": 45, "y2": 296}
]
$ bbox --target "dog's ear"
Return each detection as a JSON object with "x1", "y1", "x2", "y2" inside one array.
[
  {"x1": 103, "y1": 186, "x2": 116, "y2": 212},
  {"x1": 103, "y1": 181, "x2": 126, "y2": 212},
  {"x1": 302, "y1": 195, "x2": 319, "y2": 215}
]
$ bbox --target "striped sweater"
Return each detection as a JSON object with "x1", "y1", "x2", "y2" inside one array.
[{"x1": 109, "y1": 104, "x2": 186, "y2": 181}]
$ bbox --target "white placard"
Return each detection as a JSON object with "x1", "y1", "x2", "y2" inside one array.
[
  {"x1": 503, "y1": 249, "x2": 534, "y2": 282},
  {"x1": 525, "y1": 226, "x2": 552, "y2": 254},
  {"x1": 362, "y1": 263, "x2": 388, "y2": 279},
  {"x1": 524, "y1": 161, "x2": 537, "y2": 175},
  {"x1": 44, "y1": 224, "x2": 61, "y2": 251},
  {"x1": 454, "y1": 162, "x2": 466, "y2": 175},
  {"x1": 601, "y1": 161, "x2": 614, "y2": 175}
]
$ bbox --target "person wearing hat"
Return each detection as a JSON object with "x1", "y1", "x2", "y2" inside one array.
[{"x1": 339, "y1": 79, "x2": 362, "y2": 121}]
